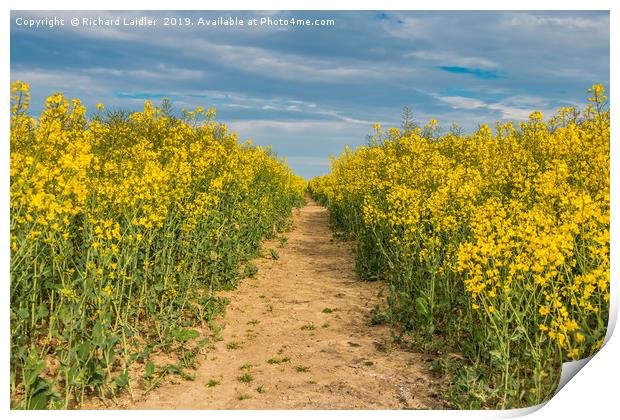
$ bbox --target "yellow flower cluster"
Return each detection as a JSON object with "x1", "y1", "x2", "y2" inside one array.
[
  {"x1": 10, "y1": 81, "x2": 305, "y2": 408},
  {"x1": 310, "y1": 85, "x2": 609, "y2": 407}
]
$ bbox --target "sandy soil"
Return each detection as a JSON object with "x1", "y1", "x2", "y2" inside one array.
[{"x1": 124, "y1": 197, "x2": 444, "y2": 409}]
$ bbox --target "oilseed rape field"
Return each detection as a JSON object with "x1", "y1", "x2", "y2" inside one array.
[
  {"x1": 309, "y1": 85, "x2": 609, "y2": 408},
  {"x1": 10, "y1": 81, "x2": 306, "y2": 409},
  {"x1": 9, "y1": 80, "x2": 610, "y2": 410}
]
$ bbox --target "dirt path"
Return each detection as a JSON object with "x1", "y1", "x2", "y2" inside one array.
[{"x1": 130, "y1": 197, "x2": 443, "y2": 409}]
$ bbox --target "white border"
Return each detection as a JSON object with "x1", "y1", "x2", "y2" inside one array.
[{"x1": 3, "y1": 1, "x2": 617, "y2": 419}]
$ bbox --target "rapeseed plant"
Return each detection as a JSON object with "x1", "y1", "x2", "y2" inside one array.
[{"x1": 309, "y1": 85, "x2": 609, "y2": 409}]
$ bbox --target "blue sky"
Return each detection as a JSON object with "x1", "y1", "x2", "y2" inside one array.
[{"x1": 10, "y1": 11, "x2": 610, "y2": 179}]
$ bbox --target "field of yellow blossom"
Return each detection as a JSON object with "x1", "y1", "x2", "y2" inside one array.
[
  {"x1": 309, "y1": 85, "x2": 610, "y2": 408},
  {"x1": 10, "y1": 81, "x2": 306, "y2": 409}
]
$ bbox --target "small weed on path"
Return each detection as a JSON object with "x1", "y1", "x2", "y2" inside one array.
[
  {"x1": 226, "y1": 341, "x2": 242, "y2": 350},
  {"x1": 238, "y1": 373, "x2": 254, "y2": 383},
  {"x1": 243, "y1": 263, "x2": 258, "y2": 278},
  {"x1": 205, "y1": 379, "x2": 220, "y2": 388},
  {"x1": 267, "y1": 357, "x2": 290, "y2": 365},
  {"x1": 268, "y1": 249, "x2": 279, "y2": 260}
]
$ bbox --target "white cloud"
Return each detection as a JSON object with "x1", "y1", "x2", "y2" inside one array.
[
  {"x1": 10, "y1": 68, "x2": 106, "y2": 100},
  {"x1": 202, "y1": 93, "x2": 371, "y2": 125},
  {"x1": 228, "y1": 119, "x2": 366, "y2": 135},
  {"x1": 437, "y1": 96, "x2": 487, "y2": 110},
  {"x1": 407, "y1": 51, "x2": 498, "y2": 68},
  {"x1": 436, "y1": 94, "x2": 556, "y2": 121},
  {"x1": 87, "y1": 64, "x2": 207, "y2": 81},
  {"x1": 312, "y1": 110, "x2": 370, "y2": 125},
  {"x1": 172, "y1": 39, "x2": 392, "y2": 82},
  {"x1": 506, "y1": 14, "x2": 606, "y2": 30},
  {"x1": 486, "y1": 104, "x2": 534, "y2": 121}
]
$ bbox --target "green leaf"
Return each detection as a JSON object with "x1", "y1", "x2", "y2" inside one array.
[
  {"x1": 66, "y1": 365, "x2": 79, "y2": 386},
  {"x1": 28, "y1": 388, "x2": 50, "y2": 410},
  {"x1": 174, "y1": 328, "x2": 200, "y2": 343},
  {"x1": 165, "y1": 364, "x2": 182, "y2": 375},
  {"x1": 92, "y1": 321, "x2": 104, "y2": 343},
  {"x1": 114, "y1": 371, "x2": 129, "y2": 388},
  {"x1": 30, "y1": 378, "x2": 50, "y2": 395},
  {"x1": 24, "y1": 355, "x2": 46, "y2": 388},
  {"x1": 144, "y1": 361, "x2": 155, "y2": 378},
  {"x1": 35, "y1": 304, "x2": 49, "y2": 320},
  {"x1": 488, "y1": 350, "x2": 504, "y2": 362},
  {"x1": 77, "y1": 341, "x2": 91, "y2": 361},
  {"x1": 18, "y1": 307, "x2": 30, "y2": 320},
  {"x1": 415, "y1": 296, "x2": 429, "y2": 319}
]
